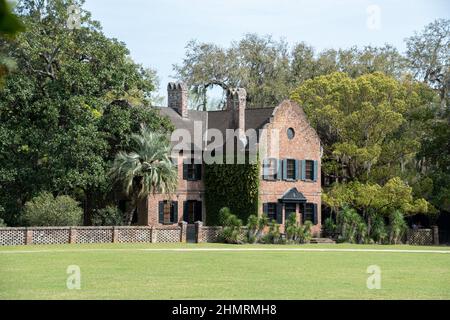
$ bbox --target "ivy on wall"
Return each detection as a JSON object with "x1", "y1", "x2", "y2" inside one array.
[{"x1": 204, "y1": 158, "x2": 260, "y2": 226}]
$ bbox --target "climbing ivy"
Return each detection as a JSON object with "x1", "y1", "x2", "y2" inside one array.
[{"x1": 204, "y1": 157, "x2": 260, "y2": 226}]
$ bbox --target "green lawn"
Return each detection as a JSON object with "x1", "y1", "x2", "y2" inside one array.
[{"x1": 1, "y1": 243, "x2": 449, "y2": 300}]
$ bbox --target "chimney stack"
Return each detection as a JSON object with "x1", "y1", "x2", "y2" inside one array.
[
  {"x1": 168, "y1": 82, "x2": 188, "y2": 118},
  {"x1": 226, "y1": 88, "x2": 246, "y2": 133}
]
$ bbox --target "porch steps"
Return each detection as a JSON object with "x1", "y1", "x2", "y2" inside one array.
[{"x1": 310, "y1": 238, "x2": 336, "y2": 244}]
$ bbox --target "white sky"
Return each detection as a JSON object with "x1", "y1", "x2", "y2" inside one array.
[{"x1": 83, "y1": 0, "x2": 450, "y2": 100}]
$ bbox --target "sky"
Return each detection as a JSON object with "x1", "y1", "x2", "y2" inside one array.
[{"x1": 83, "y1": 0, "x2": 450, "y2": 101}]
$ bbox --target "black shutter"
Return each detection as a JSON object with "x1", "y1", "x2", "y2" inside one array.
[
  {"x1": 183, "y1": 163, "x2": 188, "y2": 180},
  {"x1": 183, "y1": 201, "x2": 188, "y2": 223},
  {"x1": 195, "y1": 201, "x2": 202, "y2": 222},
  {"x1": 276, "y1": 203, "x2": 283, "y2": 224},
  {"x1": 171, "y1": 201, "x2": 178, "y2": 224},
  {"x1": 262, "y1": 159, "x2": 268, "y2": 180},
  {"x1": 282, "y1": 159, "x2": 288, "y2": 180},
  {"x1": 301, "y1": 203, "x2": 306, "y2": 223},
  {"x1": 195, "y1": 164, "x2": 202, "y2": 181},
  {"x1": 263, "y1": 203, "x2": 269, "y2": 217},
  {"x1": 158, "y1": 201, "x2": 164, "y2": 224},
  {"x1": 313, "y1": 203, "x2": 318, "y2": 225}
]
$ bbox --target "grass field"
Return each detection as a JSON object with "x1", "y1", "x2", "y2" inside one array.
[{"x1": 1, "y1": 243, "x2": 449, "y2": 300}]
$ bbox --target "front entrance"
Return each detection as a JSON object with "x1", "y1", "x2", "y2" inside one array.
[
  {"x1": 285, "y1": 203, "x2": 297, "y2": 221},
  {"x1": 183, "y1": 200, "x2": 202, "y2": 224}
]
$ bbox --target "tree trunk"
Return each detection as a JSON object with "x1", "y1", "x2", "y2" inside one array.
[{"x1": 125, "y1": 197, "x2": 137, "y2": 226}]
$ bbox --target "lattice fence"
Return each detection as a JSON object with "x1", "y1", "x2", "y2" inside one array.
[
  {"x1": 202, "y1": 227, "x2": 222, "y2": 243},
  {"x1": 408, "y1": 229, "x2": 433, "y2": 246},
  {"x1": 75, "y1": 227, "x2": 114, "y2": 244},
  {"x1": 156, "y1": 227, "x2": 181, "y2": 243},
  {"x1": 32, "y1": 228, "x2": 70, "y2": 245},
  {"x1": 0, "y1": 228, "x2": 26, "y2": 246},
  {"x1": 117, "y1": 227, "x2": 152, "y2": 243}
]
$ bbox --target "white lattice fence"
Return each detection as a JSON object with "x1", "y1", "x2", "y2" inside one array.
[
  {"x1": 75, "y1": 227, "x2": 113, "y2": 244},
  {"x1": 156, "y1": 227, "x2": 181, "y2": 243},
  {"x1": 117, "y1": 227, "x2": 152, "y2": 243},
  {"x1": 0, "y1": 228, "x2": 27, "y2": 246},
  {"x1": 32, "y1": 228, "x2": 70, "y2": 245}
]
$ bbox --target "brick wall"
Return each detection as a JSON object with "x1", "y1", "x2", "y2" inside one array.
[{"x1": 259, "y1": 100, "x2": 322, "y2": 235}]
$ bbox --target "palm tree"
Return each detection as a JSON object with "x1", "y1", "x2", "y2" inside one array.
[{"x1": 110, "y1": 125, "x2": 178, "y2": 225}]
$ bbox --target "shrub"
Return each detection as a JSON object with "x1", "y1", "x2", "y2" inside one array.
[
  {"x1": 23, "y1": 192, "x2": 83, "y2": 226},
  {"x1": 371, "y1": 213, "x2": 388, "y2": 244},
  {"x1": 389, "y1": 210, "x2": 407, "y2": 244},
  {"x1": 0, "y1": 218, "x2": 6, "y2": 227},
  {"x1": 246, "y1": 214, "x2": 258, "y2": 243},
  {"x1": 261, "y1": 220, "x2": 281, "y2": 244},
  {"x1": 323, "y1": 217, "x2": 337, "y2": 237},
  {"x1": 218, "y1": 207, "x2": 243, "y2": 244},
  {"x1": 297, "y1": 221, "x2": 313, "y2": 244},
  {"x1": 91, "y1": 206, "x2": 124, "y2": 226},
  {"x1": 285, "y1": 213, "x2": 298, "y2": 242}
]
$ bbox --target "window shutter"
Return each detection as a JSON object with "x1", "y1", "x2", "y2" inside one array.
[
  {"x1": 276, "y1": 159, "x2": 282, "y2": 180},
  {"x1": 262, "y1": 159, "x2": 269, "y2": 180},
  {"x1": 263, "y1": 203, "x2": 269, "y2": 217},
  {"x1": 276, "y1": 203, "x2": 283, "y2": 224},
  {"x1": 172, "y1": 201, "x2": 178, "y2": 224},
  {"x1": 195, "y1": 201, "x2": 202, "y2": 222},
  {"x1": 195, "y1": 164, "x2": 202, "y2": 181},
  {"x1": 282, "y1": 159, "x2": 288, "y2": 180},
  {"x1": 295, "y1": 160, "x2": 300, "y2": 181},
  {"x1": 158, "y1": 201, "x2": 164, "y2": 224},
  {"x1": 183, "y1": 201, "x2": 188, "y2": 222},
  {"x1": 313, "y1": 203, "x2": 318, "y2": 225},
  {"x1": 313, "y1": 160, "x2": 319, "y2": 182},
  {"x1": 301, "y1": 203, "x2": 306, "y2": 223},
  {"x1": 301, "y1": 160, "x2": 306, "y2": 181},
  {"x1": 182, "y1": 163, "x2": 188, "y2": 181}
]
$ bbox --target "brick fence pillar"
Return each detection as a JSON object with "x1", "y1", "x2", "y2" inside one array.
[
  {"x1": 112, "y1": 227, "x2": 119, "y2": 243},
  {"x1": 432, "y1": 226, "x2": 439, "y2": 245},
  {"x1": 179, "y1": 221, "x2": 187, "y2": 243},
  {"x1": 195, "y1": 221, "x2": 203, "y2": 243},
  {"x1": 69, "y1": 227, "x2": 77, "y2": 244},
  {"x1": 25, "y1": 228, "x2": 33, "y2": 245},
  {"x1": 151, "y1": 227, "x2": 158, "y2": 243}
]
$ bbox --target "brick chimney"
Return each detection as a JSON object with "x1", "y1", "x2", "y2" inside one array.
[
  {"x1": 226, "y1": 88, "x2": 246, "y2": 132},
  {"x1": 168, "y1": 82, "x2": 188, "y2": 118}
]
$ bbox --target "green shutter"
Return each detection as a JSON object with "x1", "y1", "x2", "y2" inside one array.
[
  {"x1": 282, "y1": 159, "x2": 288, "y2": 180},
  {"x1": 183, "y1": 201, "x2": 188, "y2": 222},
  {"x1": 276, "y1": 159, "x2": 282, "y2": 180},
  {"x1": 171, "y1": 201, "x2": 178, "y2": 224},
  {"x1": 301, "y1": 160, "x2": 306, "y2": 181},
  {"x1": 295, "y1": 160, "x2": 300, "y2": 181},
  {"x1": 276, "y1": 203, "x2": 283, "y2": 224},
  {"x1": 158, "y1": 201, "x2": 164, "y2": 224},
  {"x1": 195, "y1": 164, "x2": 202, "y2": 180},
  {"x1": 313, "y1": 160, "x2": 319, "y2": 182},
  {"x1": 263, "y1": 203, "x2": 269, "y2": 217},
  {"x1": 313, "y1": 203, "x2": 318, "y2": 225},
  {"x1": 182, "y1": 164, "x2": 188, "y2": 180},
  {"x1": 262, "y1": 159, "x2": 269, "y2": 180}
]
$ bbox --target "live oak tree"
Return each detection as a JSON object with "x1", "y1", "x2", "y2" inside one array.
[
  {"x1": 405, "y1": 19, "x2": 450, "y2": 109},
  {"x1": 291, "y1": 72, "x2": 437, "y2": 183},
  {"x1": 0, "y1": 0, "x2": 170, "y2": 225}
]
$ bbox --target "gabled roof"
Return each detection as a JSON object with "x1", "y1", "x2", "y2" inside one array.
[{"x1": 280, "y1": 188, "x2": 307, "y2": 203}]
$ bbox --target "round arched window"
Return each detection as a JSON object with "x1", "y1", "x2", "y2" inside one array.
[{"x1": 287, "y1": 128, "x2": 295, "y2": 140}]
